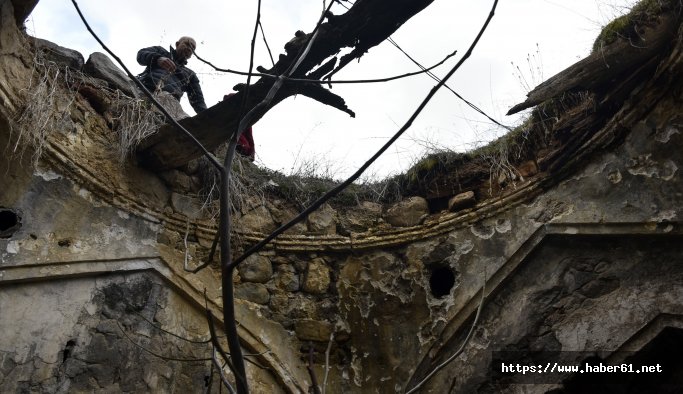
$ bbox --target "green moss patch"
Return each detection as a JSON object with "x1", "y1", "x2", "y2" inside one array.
[{"x1": 592, "y1": 0, "x2": 673, "y2": 52}]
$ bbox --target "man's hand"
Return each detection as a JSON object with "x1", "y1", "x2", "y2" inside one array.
[{"x1": 157, "y1": 57, "x2": 176, "y2": 72}]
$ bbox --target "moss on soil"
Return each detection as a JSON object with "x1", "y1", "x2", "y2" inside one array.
[{"x1": 592, "y1": 0, "x2": 672, "y2": 52}]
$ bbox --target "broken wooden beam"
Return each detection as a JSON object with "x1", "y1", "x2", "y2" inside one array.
[{"x1": 507, "y1": 12, "x2": 679, "y2": 115}]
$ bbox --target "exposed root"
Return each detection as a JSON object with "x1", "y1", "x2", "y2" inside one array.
[
  {"x1": 10, "y1": 52, "x2": 75, "y2": 166},
  {"x1": 111, "y1": 92, "x2": 165, "y2": 163},
  {"x1": 196, "y1": 151, "x2": 266, "y2": 221}
]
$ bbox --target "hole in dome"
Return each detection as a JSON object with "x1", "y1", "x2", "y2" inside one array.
[{"x1": 430, "y1": 266, "x2": 455, "y2": 298}]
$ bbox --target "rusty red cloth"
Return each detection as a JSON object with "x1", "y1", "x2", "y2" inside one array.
[{"x1": 236, "y1": 126, "x2": 255, "y2": 161}]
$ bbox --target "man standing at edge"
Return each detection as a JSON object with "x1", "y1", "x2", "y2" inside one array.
[{"x1": 137, "y1": 36, "x2": 207, "y2": 114}]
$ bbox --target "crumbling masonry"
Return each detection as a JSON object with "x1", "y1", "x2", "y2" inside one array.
[{"x1": 1, "y1": 0, "x2": 682, "y2": 392}]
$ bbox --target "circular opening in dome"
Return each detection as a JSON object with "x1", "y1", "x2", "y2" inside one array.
[{"x1": 429, "y1": 266, "x2": 455, "y2": 298}]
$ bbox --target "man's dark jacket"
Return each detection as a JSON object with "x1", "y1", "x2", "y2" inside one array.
[{"x1": 136, "y1": 46, "x2": 207, "y2": 113}]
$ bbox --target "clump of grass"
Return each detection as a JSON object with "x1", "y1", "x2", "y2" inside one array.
[
  {"x1": 193, "y1": 147, "x2": 409, "y2": 219},
  {"x1": 475, "y1": 128, "x2": 529, "y2": 194},
  {"x1": 259, "y1": 155, "x2": 411, "y2": 208},
  {"x1": 394, "y1": 102, "x2": 562, "y2": 198},
  {"x1": 511, "y1": 43, "x2": 544, "y2": 93}
]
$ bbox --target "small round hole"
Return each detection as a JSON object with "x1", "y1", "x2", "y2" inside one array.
[{"x1": 430, "y1": 266, "x2": 456, "y2": 298}]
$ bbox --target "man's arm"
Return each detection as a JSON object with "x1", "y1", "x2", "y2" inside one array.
[
  {"x1": 187, "y1": 72, "x2": 207, "y2": 113},
  {"x1": 137, "y1": 46, "x2": 169, "y2": 68}
]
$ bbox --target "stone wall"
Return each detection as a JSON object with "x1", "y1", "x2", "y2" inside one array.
[
  {"x1": 1, "y1": 0, "x2": 682, "y2": 393},
  {"x1": 0, "y1": 272, "x2": 285, "y2": 393}
]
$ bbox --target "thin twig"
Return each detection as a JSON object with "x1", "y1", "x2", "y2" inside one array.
[
  {"x1": 216, "y1": 1, "x2": 270, "y2": 392},
  {"x1": 183, "y1": 219, "x2": 219, "y2": 274},
  {"x1": 387, "y1": 37, "x2": 512, "y2": 131},
  {"x1": 193, "y1": 49, "x2": 458, "y2": 85},
  {"x1": 243, "y1": 354, "x2": 272, "y2": 371},
  {"x1": 283, "y1": 2, "x2": 335, "y2": 76},
  {"x1": 183, "y1": 218, "x2": 192, "y2": 268},
  {"x1": 205, "y1": 294, "x2": 273, "y2": 388},
  {"x1": 321, "y1": 332, "x2": 334, "y2": 394},
  {"x1": 204, "y1": 355, "x2": 215, "y2": 394},
  {"x1": 218, "y1": 5, "x2": 336, "y2": 392},
  {"x1": 204, "y1": 292, "x2": 239, "y2": 379},
  {"x1": 236, "y1": 0, "x2": 264, "y2": 119},
  {"x1": 258, "y1": 20, "x2": 275, "y2": 67},
  {"x1": 226, "y1": 5, "x2": 331, "y2": 273}
]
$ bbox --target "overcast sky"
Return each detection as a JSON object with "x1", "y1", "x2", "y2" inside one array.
[{"x1": 27, "y1": 0, "x2": 637, "y2": 180}]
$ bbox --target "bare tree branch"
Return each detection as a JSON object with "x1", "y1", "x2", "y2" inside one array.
[
  {"x1": 133, "y1": 309, "x2": 212, "y2": 344},
  {"x1": 217, "y1": 6, "x2": 335, "y2": 393},
  {"x1": 216, "y1": 0, "x2": 274, "y2": 390},
  {"x1": 70, "y1": 2, "x2": 501, "y2": 394},
  {"x1": 204, "y1": 356, "x2": 215, "y2": 394},
  {"x1": 385, "y1": 36, "x2": 512, "y2": 131},
  {"x1": 294, "y1": 83, "x2": 355, "y2": 117},
  {"x1": 231, "y1": 0, "x2": 500, "y2": 267},
  {"x1": 205, "y1": 292, "x2": 241, "y2": 389}
]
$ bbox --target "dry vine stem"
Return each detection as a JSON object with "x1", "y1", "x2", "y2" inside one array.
[
  {"x1": 183, "y1": 218, "x2": 218, "y2": 274},
  {"x1": 216, "y1": 2, "x2": 335, "y2": 391}
]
